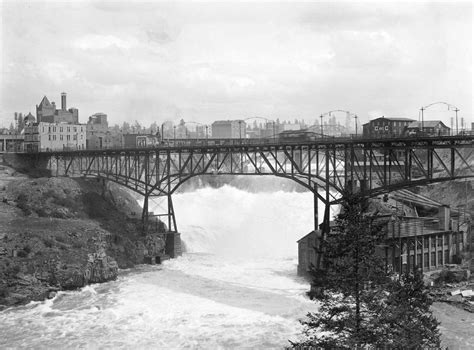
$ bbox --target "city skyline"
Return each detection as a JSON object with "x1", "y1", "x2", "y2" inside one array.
[{"x1": 1, "y1": 1, "x2": 472, "y2": 129}]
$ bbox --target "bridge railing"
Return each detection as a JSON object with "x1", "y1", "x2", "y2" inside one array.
[{"x1": 15, "y1": 133, "x2": 474, "y2": 154}]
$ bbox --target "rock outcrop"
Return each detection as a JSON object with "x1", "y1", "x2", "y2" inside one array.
[{"x1": 0, "y1": 164, "x2": 160, "y2": 310}]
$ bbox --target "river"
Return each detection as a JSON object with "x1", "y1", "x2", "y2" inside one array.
[{"x1": 0, "y1": 185, "x2": 323, "y2": 349}]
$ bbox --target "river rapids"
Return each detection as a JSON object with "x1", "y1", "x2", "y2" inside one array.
[{"x1": 1, "y1": 185, "x2": 326, "y2": 349}]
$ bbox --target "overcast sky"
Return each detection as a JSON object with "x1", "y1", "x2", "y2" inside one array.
[{"x1": 1, "y1": 1, "x2": 472, "y2": 129}]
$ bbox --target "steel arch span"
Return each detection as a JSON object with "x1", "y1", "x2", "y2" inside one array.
[{"x1": 19, "y1": 135, "x2": 474, "y2": 239}]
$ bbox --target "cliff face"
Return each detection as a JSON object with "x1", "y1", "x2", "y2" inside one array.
[{"x1": 0, "y1": 166, "x2": 149, "y2": 309}]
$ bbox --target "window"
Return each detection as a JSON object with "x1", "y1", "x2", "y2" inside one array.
[
  {"x1": 424, "y1": 237, "x2": 429, "y2": 249},
  {"x1": 73, "y1": 134, "x2": 77, "y2": 140},
  {"x1": 437, "y1": 235, "x2": 443, "y2": 247},
  {"x1": 438, "y1": 251, "x2": 443, "y2": 265},
  {"x1": 60, "y1": 135, "x2": 63, "y2": 141},
  {"x1": 48, "y1": 135, "x2": 51, "y2": 141},
  {"x1": 67, "y1": 127, "x2": 70, "y2": 132},
  {"x1": 60, "y1": 127, "x2": 63, "y2": 132},
  {"x1": 424, "y1": 253, "x2": 429, "y2": 268},
  {"x1": 431, "y1": 252, "x2": 436, "y2": 266},
  {"x1": 74, "y1": 127, "x2": 77, "y2": 132},
  {"x1": 444, "y1": 250, "x2": 449, "y2": 264},
  {"x1": 53, "y1": 135, "x2": 56, "y2": 140},
  {"x1": 53, "y1": 127, "x2": 56, "y2": 132},
  {"x1": 67, "y1": 135, "x2": 70, "y2": 141},
  {"x1": 431, "y1": 236, "x2": 436, "y2": 248}
]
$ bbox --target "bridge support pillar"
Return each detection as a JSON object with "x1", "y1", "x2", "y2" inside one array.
[
  {"x1": 165, "y1": 232, "x2": 182, "y2": 258},
  {"x1": 142, "y1": 194, "x2": 149, "y2": 235}
]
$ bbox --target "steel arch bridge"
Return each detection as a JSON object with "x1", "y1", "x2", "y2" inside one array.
[{"x1": 19, "y1": 135, "x2": 474, "y2": 247}]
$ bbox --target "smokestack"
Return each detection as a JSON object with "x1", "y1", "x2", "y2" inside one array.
[{"x1": 61, "y1": 92, "x2": 67, "y2": 110}]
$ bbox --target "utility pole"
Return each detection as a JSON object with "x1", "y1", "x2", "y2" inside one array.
[
  {"x1": 455, "y1": 108, "x2": 459, "y2": 135},
  {"x1": 353, "y1": 115, "x2": 358, "y2": 136},
  {"x1": 420, "y1": 106, "x2": 425, "y2": 134}
]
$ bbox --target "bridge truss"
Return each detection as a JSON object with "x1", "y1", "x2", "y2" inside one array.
[{"x1": 23, "y1": 136, "x2": 474, "y2": 251}]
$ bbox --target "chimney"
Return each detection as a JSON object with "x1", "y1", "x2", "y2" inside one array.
[{"x1": 61, "y1": 92, "x2": 67, "y2": 110}]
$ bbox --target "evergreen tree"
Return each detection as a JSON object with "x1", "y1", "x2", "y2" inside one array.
[
  {"x1": 374, "y1": 269, "x2": 441, "y2": 348},
  {"x1": 290, "y1": 192, "x2": 441, "y2": 348}
]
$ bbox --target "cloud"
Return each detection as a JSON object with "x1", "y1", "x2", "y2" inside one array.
[
  {"x1": 41, "y1": 63, "x2": 78, "y2": 85},
  {"x1": 146, "y1": 30, "x2": 173, "y2": 44},
  {"x1": 74, "y1": 34, "x2": 137, "y2": 50}
]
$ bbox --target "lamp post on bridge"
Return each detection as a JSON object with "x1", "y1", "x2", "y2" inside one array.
[
  {"x1": 239, "y1": 120, "x2": 242, "y2": 143},
  {"x1": 316, "y1": 110, "x2": 359, "y2": 137},
  {"x1": 182, "y1": 120, "x2": 209, "y2": 140},
  {"x1": 244, "y1": 116, "x2": 276, "y2": 139},
  {"x1": 161, "y1": 122, "x2": 165, "y2": 144},
  {"x1": 320, "y1": 114, "x2": 324, "y2": 136},
  {"x1": 353, "y1": 114, "x2": 358, "y2": 136},
  {"x1": 420, "y1": 102, "x2": 460, "y2": 136}
]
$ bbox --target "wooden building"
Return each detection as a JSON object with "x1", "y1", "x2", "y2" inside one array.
[
  {"x1": 297, "y1": 191, "x2": 468, "y2": 277},
  {"x1": 362, "y1": 117, "x2": 415, "y2": 138},
  {"x1": 406, "y1": 120, "x2": 450, "y2": 137}
]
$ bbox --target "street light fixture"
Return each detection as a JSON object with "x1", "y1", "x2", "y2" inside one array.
[
  {"x1": 243, "y1": 117, "x2": 276, "y2": 139},
  {"x1": 353, "y1": 114, "x2": 358, "y2": 136},
  {"x1": 315, "y1": 110, "x2": 359, "y2": 137},
  {"x1": 239, "y1": 120, "x2": 242, "y2": 143},
  {"x1": 420, "y1": 102, "x2": 460, "y2": 136},
  {"x1": 181, "y1": 120, "x2": 209, "y2": 140},
  {"x1": 161, "y1": 122, "x2": 165, "y2": 143}
]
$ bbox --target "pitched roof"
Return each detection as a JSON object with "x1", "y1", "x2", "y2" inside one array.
[
  {"x1": 297, "y1": 230, "x2": 320, "y2": 243},
  {"x1": 407, "y1": 120, "x2": 449, "y2": 129},
  {"x1": 38, "y1": 96, "x2": 52, "y2": 107},
  {"x1": 362, "y1": 117, "x2": 415, "y2": 126},
  {"x1": 382, "y1": 117, "x2": 416, "y2": 121},
  {"x1": 24, "y1": 112, "x2": 35, "y2": 121}
]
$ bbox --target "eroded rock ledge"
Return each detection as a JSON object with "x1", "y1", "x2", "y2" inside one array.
[{"x1": 0, "y1": 165, "x2": 158, "y2": 309}]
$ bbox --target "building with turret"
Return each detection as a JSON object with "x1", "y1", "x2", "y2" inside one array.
[
  {"x1": 24, "y1": 92, "x2": 86, "y2": 152},
  {"x1": 36, "y1": 92, "x2": 78, "y2": 124}
]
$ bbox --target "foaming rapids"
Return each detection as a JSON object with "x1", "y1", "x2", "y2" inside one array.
[
  {"x1": 149, "y1": 185, "x2": 328, "y2": 258},
  {"x1": 1, "y1": 185, "x2": 327, "y2": 349}
]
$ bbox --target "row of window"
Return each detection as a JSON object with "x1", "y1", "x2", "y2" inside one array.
[
  {"x1": 47, "y1": 134, "x2": 84, "y2": 141},
  {"x1": 372, "y1": 121, "x2": 410, "y2": 128},
  {"x1": 396, "y1": 249, "x2": 452, "y2": 272},
  {"x1": 403, "y1": 234, "x2": 462, "y2": 251},
  {"x1": 42, "y1": 126, "x2": 84, "y2": 133}
]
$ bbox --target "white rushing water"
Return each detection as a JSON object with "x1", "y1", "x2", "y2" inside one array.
[{"x1": 1, "y1": 185, "x2": 323, "y2": 349}]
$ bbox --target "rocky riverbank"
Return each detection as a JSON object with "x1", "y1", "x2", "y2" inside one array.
[{"x1": 0, "y1": 163, "x2": 157, "y2": 310}]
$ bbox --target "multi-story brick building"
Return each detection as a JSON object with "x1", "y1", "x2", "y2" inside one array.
[
  {"x1": 23, "y1": 93, "x2": 86, "y2": 152},
  {"x1": 24, "y1": 122, "x2": 86, "y2": 152},
  {"x1": 362, "y1": 117, "x2": 415, "y2": 138}
]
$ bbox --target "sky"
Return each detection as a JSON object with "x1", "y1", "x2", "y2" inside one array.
[{"x1": 0, "y1": 0, "x2": 472, "y2": 129}]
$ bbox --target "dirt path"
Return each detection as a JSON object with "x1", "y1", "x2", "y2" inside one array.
[{"x1": 432, "y1": 302, "x2": 474, "y2": 349}]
